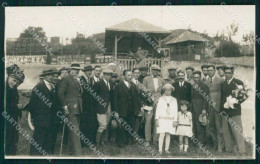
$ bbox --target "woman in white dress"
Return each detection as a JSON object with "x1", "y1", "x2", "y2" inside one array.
[
  {"x1": 155, "y1": 84, "x2": 178, "y2": 155},
  {"x1": 176, "y1": 100, "x2": 193, "y2": 152}
]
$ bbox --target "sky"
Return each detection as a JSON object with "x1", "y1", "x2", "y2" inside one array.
[{"x1": 5, "y1": 5, "x2": 255, "y2": 43}]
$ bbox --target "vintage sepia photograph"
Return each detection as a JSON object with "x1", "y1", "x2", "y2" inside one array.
[{"x1": 3, "y1": 3, "x2": 256, "y2": 160}]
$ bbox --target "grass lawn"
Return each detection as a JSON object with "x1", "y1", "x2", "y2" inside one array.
[{"x1": 10, "y1": 62, "x2": 255, "y2": 159}]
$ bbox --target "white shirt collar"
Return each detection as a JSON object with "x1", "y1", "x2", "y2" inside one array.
[
  {"x1": 132, "y1": 78, "x2": 137, "y2": 84},
  {"x1": 43, "y1": 80, "x2": 54, "y2": 91},
  {"x1": 103, "y1": 78, "x2": 108, "y2": 84},
  {"x1": 227, "y1": 77, "x2": 234, "y2": 84},
  {"x1": 93, "y1": 75, "x2": 99, "y2": 82},
  {"x1": 124, "y1": 80, "x2": 130, "y2": 87}
]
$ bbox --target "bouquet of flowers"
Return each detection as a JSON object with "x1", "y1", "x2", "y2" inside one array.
[{"x1": 224, "y1": 84, "x2": 250, "y2": 109}]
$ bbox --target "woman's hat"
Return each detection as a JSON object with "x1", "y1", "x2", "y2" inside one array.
[{"x1": 10, "y1": 70, "x2": 25, "y2": 83}]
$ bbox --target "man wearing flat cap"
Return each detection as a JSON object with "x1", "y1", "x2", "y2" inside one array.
[
  {"x1": 58, "y1": 63, "x2": 83, "y2": 155},
  {"x1": 93, "y1": 68, "x2": 113, "y2": 147},
  {"x1": 5, "y1": 64, "x2": 25, "y2": 155},
  {"x1": 191, "y1": 71, "x2": 210, "y2": 146},
  {"x1": 143, "y1": 64, "x2": 164, "y2": 146},
  {"x1": 27, "y1": 68, "x2": 58, "y2": 155},
  {"x1": 166, "y1": 66, "x2": 177, "y2": 85},
  {"x1": 79, "y1": 65, "x2": 98, "y2": 146}
]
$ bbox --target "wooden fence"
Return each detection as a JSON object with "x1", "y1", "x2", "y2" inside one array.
[{"x1": 117, "y1": 58, "x2": 164, "y2": 71}]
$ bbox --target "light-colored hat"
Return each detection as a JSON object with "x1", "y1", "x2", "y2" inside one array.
[
  {"x1": 103, "y1": 68, "x2": 114, "y2": 74},
  {"x1": 151, "y1": 64, "x2": 161, "y2": 71},
  {"x1": 108, "y1": 62, "x2": 116, "y2": 67},
  {"x1": 69, "y1": 63, "x2": 83, "y2": 70}
]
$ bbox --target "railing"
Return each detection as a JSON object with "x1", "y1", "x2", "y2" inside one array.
[{"x1": 117, "y1": 58, "x2": 163, "y2": 71}]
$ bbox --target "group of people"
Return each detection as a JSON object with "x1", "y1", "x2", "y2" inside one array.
[{"x1": 5, "y1": 61, "x2": 246, "y2": 156}]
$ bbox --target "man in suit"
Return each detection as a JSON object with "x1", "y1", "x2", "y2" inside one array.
[
  {"x1": 204, "y1": 65, "x2": 225, "y2": 152},
  {"x1": 172, "y1": 70, "x2": 191, "y2": 104},
  {"x1": 58, "y1": 63, "x2": 83, "y2": 155},
  {"x1": 191, "y1": 71, "x2": 210, "y2": 145},
  {"x1": 90, "y1": 65, "x2": 102, "y2": 86},
  {"x1": 143, "y1": 64, "x2": 164, "y2": 146},
  {"x1": 201, "y1": 65, "x2": 209, "y2": 82},
  {"x1": 49, "y1": 68, "x2": 63, "y2": 154},
  {"x1": 28, "y1": 68, "x2": 57, "y2": 155},
  {"x1": 79, "y1": 65, "x2": 98, "y2": 146},
  {"x1": 113, "y1": 70, "x2": 141, "y2": 147},
  {"x1": 93, "y1": 68, "x2": 113, "y2": 147},
  {"x1": 221, "y1": 66, "x2": 245, "y2": 154}
]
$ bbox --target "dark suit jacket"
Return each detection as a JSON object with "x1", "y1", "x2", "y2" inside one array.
[
  {"x1": 113, "y1": 81, "x2": 141, "y2": 117},
  {"x1": 28, "y1": 81, "x2": 55, "y2": 127},
  {"x1": 90, "y1": 76, "x2": 100, "y2": 86},
  {"x1": 221, "y1": 78, "x2": 244, "y2": 116},
  {"x1": 172, "y1": 81, "x2": 191, "y2": 102},
  {"x1": 93, "y1": 79, "x2": 112, "y2": 114},
  {"x1": 58, "y1": 74, "x2": 83, "y2": 114},
  {"x1": 191, "y1": 81, "x2": 210, "y2": 114}
]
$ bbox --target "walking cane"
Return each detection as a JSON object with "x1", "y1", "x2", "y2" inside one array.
[{"x1": 60, "y1": 122, "x2": 66, "y2": 156}]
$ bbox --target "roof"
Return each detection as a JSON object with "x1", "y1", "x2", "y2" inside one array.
[
  {"x1": 106, "y1": 18, "x2": 171, "y2": 34},
  {"x1": 164, "y1": 30, "x2": 209, "y2": 45}
]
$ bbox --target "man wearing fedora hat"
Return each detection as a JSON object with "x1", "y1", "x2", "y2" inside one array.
[
  {"x1": 93, "y1": 68, "x2": 113, "y2": 147},
  {"x1": 58, "y1": 63, "x2": 83, "y2": 155},
  {"x1": 5, "y1": 64, "x2": 25, "y2": 155},
  {"x1": 27, "y1": 68, "x2": 57, "y2": 155},
  {"x1": 79, "y1": 65, "x2": 98, "y2": 146},
  {"x1": 142, "y1": 64, "x2": 164, "y2": 146}
]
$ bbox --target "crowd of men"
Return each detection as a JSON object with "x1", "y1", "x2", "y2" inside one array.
[{"x1": 5, "y1": 61, "x2": 246, "y2": 156}]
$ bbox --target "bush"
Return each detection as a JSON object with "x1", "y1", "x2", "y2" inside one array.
[{"x1": 215, "y1": 40, "x2": 242, "y2": 57}]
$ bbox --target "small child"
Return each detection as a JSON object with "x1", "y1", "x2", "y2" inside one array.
[
  {"x1": 176, "y1": 100, "x2": 193, "y2": 152},
  {"x1": 155, "y1": 84, "x2": 178, "y2": 155}
]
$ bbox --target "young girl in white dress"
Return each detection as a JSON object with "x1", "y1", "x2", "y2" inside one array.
[
  {"x1": 176, "y1": 100, "x2": 193, "y2": 152},
  {"x1": 155, "y1": 84, "x2": 178, "y2": 155}
]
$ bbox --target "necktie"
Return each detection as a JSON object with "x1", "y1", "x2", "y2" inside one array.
[
  {"x1": 106, "y1": 81, "x2": 110, "y2": 90},
  {"x1": 210, "y1": 78, "x2": 212, "y2": 84}
]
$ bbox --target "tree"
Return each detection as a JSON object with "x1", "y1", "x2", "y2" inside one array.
[
  {"x1": 226, "y1": 22, "x2": 238, "y2": 41},
  {"x1": 242, "y1": 30, "x2": 255, "y2": 47},
  {"x1": 215, "y1": 40, "x2": 242, "y2": 57},
  {"x1": 13, "y1": 26, "x2": 48, "y2": 56}
]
